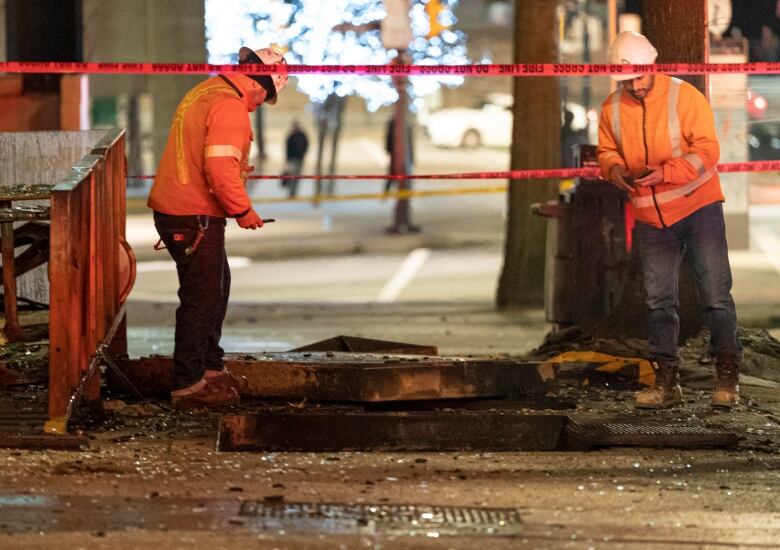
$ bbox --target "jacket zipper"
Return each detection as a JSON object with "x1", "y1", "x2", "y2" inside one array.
[{"x1": 642, "y1": 99, "x2": 667, "y2": 228}]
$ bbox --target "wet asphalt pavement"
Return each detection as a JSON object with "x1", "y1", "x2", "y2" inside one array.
[{"x1": 1, "y1": 331, "x2": 779, "y2": 548}]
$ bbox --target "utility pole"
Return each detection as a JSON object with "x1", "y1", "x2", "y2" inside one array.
[
  {"x1": 496, "y1": 0, "x2": 561, "y2": 308},
  {"x1": 381, "y1": 0, "x2": 418, "y2": 234},
  {"x1": 386, "y1": 49, "x2": 419, "y2": 234},
  {"x1": 642, "y1": 0, "x2": 708, "y2": 94}
]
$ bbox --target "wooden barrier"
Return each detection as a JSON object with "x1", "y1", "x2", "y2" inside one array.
[{"x1": 45, "y1": 129, "x2": 134, "y2": 433}]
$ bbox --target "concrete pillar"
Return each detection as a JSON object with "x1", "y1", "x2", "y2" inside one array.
[{"x1": 82, "y1": 0, "x2": 206, "y2": 173}]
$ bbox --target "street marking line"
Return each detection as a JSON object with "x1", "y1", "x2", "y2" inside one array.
[
  {"x1": 751, "y1": 227, "x2": 780, "y2": 278},
  {"x1": 135, "y1": 260, "x2": 176, "y2": 273},
  {"x1": 377, "y1": 248, "x2": 431, "y2": 303}
]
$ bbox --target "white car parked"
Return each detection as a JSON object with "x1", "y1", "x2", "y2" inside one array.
[{"x1": 421, "y1": 92, "x2": 595, "y2": 149}]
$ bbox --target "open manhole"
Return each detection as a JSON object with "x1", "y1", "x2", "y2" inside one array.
[
  {"x1": 566, "y1": 420, "x2": 740, "y2": 448},
  {"x1": 238, "y1": 500, "x2": 523, "y2": 536}
]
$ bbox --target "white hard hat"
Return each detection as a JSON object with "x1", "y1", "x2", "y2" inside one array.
[
  {"x1": 607, "y1": 31, "x2": 658, "y2": 81},
  {"x1": 238, "y1": 46, "x2": 289, "y2": 104}
]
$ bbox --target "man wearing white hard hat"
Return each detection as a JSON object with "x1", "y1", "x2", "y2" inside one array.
[
  {"x1": 597, "y1": 31, "x2": 741, "y2": 410},
  {"x1": 148, "y1": 46, "x2": 288, "y2": 410}
]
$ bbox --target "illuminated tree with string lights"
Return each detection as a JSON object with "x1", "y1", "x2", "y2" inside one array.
[{"x1": 205, "y1": 0, "x2": 470, "y2": 176}]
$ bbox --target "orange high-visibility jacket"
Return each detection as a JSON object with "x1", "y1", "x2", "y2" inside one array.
[
  {"x1": 597, "y1": 74, "x2": 724, "y2": 228},
  {"x1": 148, "y1": 75, "x2": 264, "y2": 218}
]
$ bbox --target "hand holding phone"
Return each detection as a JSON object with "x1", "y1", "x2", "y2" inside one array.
[{"x1": 633, "y1": 166, "x2": 662, "y2": 187}]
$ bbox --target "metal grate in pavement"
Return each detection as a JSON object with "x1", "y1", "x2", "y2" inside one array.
[
  {"x1": 566, "y1": 420, "x2": 740, "y2": 448},
  {"x1": 0, "y1": 391, "x2": 47, "y2": 431},
  {"x1": 0, "y1": 389, "x2": 88, "y2": 449},
  {"x1": 238, "y1": 501, "x2": 522, "y2": 535}
]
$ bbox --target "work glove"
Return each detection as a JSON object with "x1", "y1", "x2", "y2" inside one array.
[{"x1": 237, "y1": 209, "x2": 264, "y2": 230}]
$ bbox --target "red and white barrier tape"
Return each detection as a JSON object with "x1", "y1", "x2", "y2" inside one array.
[
  {"x1": 127, "y1": 160, "x2": 780, "y2": 182},
  {"x1": 3, "y1": 61, "x2": 780, "y2": 77}
]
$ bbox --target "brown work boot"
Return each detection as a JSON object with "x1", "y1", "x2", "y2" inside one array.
[
  {"x1": 171, "y1": 379, "x2": 239, "y2": 411},
  {"x1": 204, "y1": 368, "x2": 241, "y2": 394},
  {"x1": 635, "y1": 361, "x2": 683, "y2": 409},
  {"x1": 711, "y1": 352, "x2": 740, "y2": 408}
]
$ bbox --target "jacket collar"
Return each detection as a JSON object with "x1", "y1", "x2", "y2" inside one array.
[{"x1": 219, "y1": 74, "x2": 263, "y2": 112}]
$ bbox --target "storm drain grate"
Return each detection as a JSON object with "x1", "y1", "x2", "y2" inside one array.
[
  {"x1": 0, "y1": 391, "x2": 47, "y2": 426},
  {"x1": 566, "y1": 420, "x2": 740, "y2": 448},
  {"x1": 239, "y1": 501, "x2": 522, "y2": 535}
]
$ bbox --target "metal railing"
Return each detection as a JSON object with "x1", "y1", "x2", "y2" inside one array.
[{"x1": 45, "y1": 129, "x2": 135, "y2": 433}]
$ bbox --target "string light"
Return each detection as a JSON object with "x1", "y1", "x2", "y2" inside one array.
[{"x1": 205, "y1": 0, "x2": 470, "y2": 111}]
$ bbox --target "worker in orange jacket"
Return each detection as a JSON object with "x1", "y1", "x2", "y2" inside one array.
[
  {"x1": 597, "y1": 32, "x2": 741, "y2": 410},
  {"x1": 148, "y1": 46, "x2": 288, "y2": 410}
]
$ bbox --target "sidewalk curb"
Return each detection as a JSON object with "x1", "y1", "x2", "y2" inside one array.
[{"x1": 131, "y1": 232, "x2": 503, "y2": 262}]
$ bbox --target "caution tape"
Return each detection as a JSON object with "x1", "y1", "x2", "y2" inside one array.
[
  {"x1": 4, "y1": 60, "x2": 780, "y2": 77},
  {"x1": 127, "y1": 160, "x2": 780, "y2": 183},
  {"x1": 128, "y1": 168, "x2": 597, "y2": 181},
  {"x1": 250, "y1": 185, "x2": 508, "y2": 204}
]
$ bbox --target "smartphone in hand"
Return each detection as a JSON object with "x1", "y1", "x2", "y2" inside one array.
[
  {"x1": 637, "y1": 168, "x2": 653, "y2": 179},
  {"x1": 626, "y1": 168, "x2": 653, "y2": 187}
]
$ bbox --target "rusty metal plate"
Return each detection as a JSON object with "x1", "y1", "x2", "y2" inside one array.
[
  {"x1": 238, "y1": 500, "x2": 522, "y2": 536},
  {"x1": 290, "y1": 335, "x2": 437, "y2": 355},
  {"x1": 218, "y1": 411, "x2": 567, "y2": 452},
  {"x1": 116, "y1": 353, "x2": 556, "y2": 403},
  {"x1": 565, "y1": 419, "x2": 740, "y2": 448}
]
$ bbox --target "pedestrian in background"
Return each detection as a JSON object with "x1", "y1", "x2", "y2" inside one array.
[
  {"x1": 384, "y1": 116, "x2": 414, "y2": 195},
  {"x1": 560, "y1": 109, "x2": 587, "y2": 168},
  {"x1": 148, "y1": 45, "x2": 288, "y2": 410},
  {"x1": 597, "y1": 31, "x2": 741, "y2": 410},
  {"x1": 282, "y1": 120, "x2": 309, "y2": 198}
]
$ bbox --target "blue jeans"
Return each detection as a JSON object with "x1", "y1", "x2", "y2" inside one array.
[
  {"x1": 153, "y1": 212, "x2": 230, "y2": 390},
  {"x1": 636, "y1": 202, "x2": 740, "y2": 366}
]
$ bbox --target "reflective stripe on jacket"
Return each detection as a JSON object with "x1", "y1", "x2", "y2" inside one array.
[
  {"x1": 597, "y1": 74, "x2": 724, "y2": 228},
  {"x1": 148, "y1": 75, "x2": 260, "y2": 218}
]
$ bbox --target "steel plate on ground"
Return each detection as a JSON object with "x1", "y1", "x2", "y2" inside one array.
[
  {"x1": 117, "y1": 353, "x2": 556, "y2": 402},
  {"x1": 219, "y1": 411, "x2": 567, "y2": 452},
  {"x1": 565, "y1": 419, "x2": 740, "y2": 448}
]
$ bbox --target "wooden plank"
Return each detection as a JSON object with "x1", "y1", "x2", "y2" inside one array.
[
  {"x1": 0, "y1": 203, "x2": 22, "y2": 341},
  {"x1": 110, "y1": 142, "x2": 125, "y2": 352},
  {"x1": 78, "y1": 176, "x2": 95, "y2": 400},
  {"x1": 218, "y1": 412, "x2": 567, "y2": 452},
  {"x1": 49, "y1": 185, "x2": 82, "y2": 418},
  {"x1": 47, "y1": 131, "x2": 130, "y2": 425}
]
